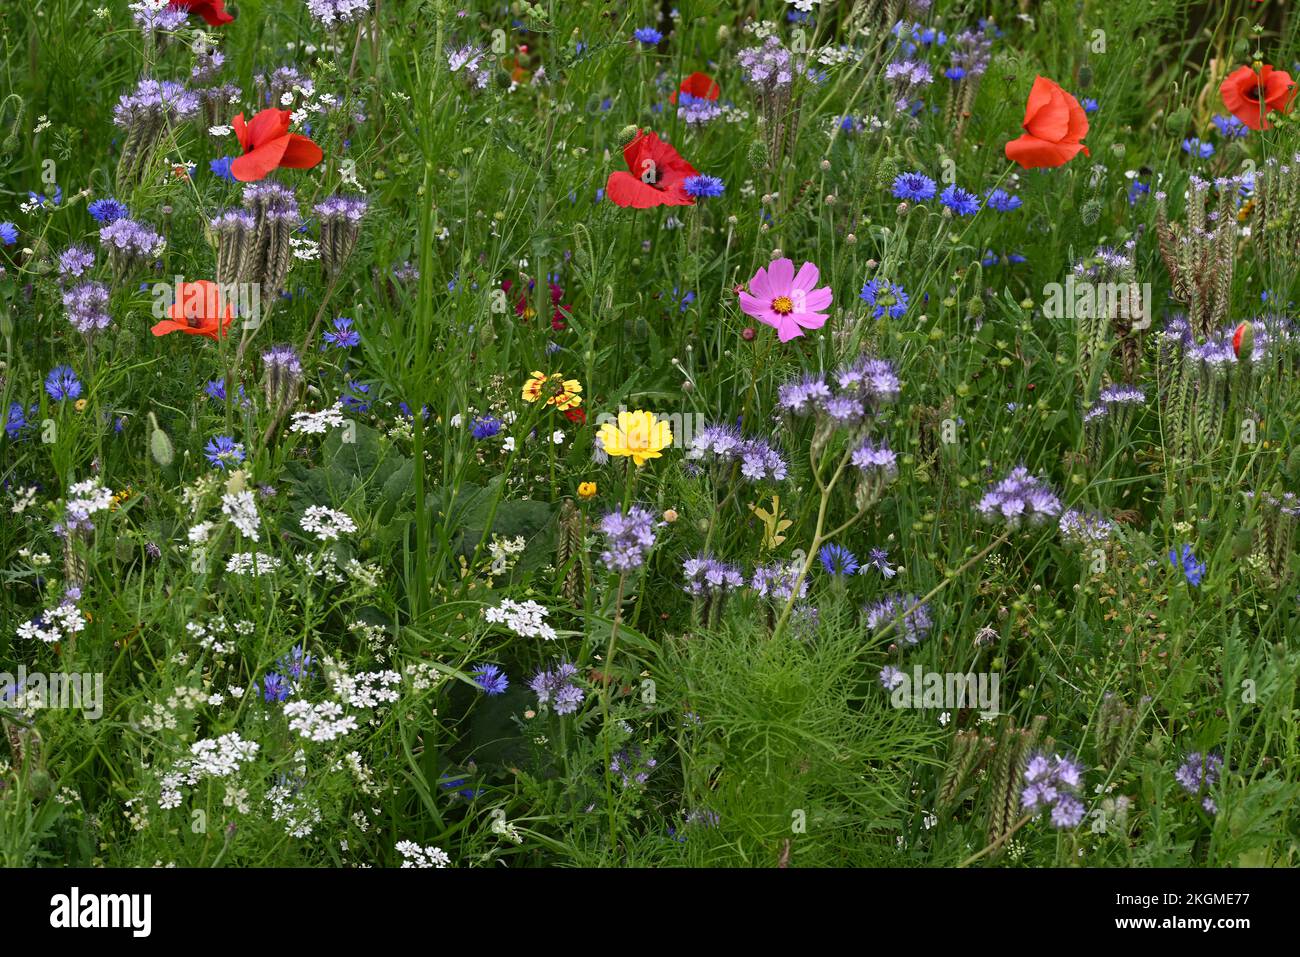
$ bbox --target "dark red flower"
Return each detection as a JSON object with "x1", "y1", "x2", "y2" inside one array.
[
  {"x1": 564, "y1": 407, "x2": 587, "y2": 424},
  {"x1": 606, "y1": 130, "x2": 697, "y2": 209},
  {"x1": 169, "y1": 0, "x2": 235, "y2": 26},
  {"x1": 230, "y1": 108, "x2": 323, "y2": 183},
  {"x1": 669, "y1": 72, "x2": 720, "y2": 104}
]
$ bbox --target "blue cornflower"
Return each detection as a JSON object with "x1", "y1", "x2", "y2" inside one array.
[
  {"x1": 323, "y1": 316, "x2": 360, "y2": 348},
  {"x1": 278, "y1": 644, "x2": 317, "y2": 681},
  {"x1": 838, "y1": 115, "x2": 859, "y2": 133},
  {"x1": 1168, "y1": 544, "x2": 1206, "y2": 586},
  {"x1": 891, "y1": 171, "x2": 937, "y2": 202},
  {"x1": 27, "y1": 187, "x2": 61, "y2": 208},
  {"x1": 1182, "y1": 137, "x2": 1214, "y2": 159},
  {"x1": 1210, "y1": 113, "x2": 1248, "y2": 139},
  {"x1": 944, "y1": 67, "x2": 966, "y2": 81},
  {"x1": 210, "y1": 156, "x2": 237, "y2": 182},
  {"x1": 204, "y1": 435, "x2": 246, "y2": 469},
  {"x1": 204, "y1": 379, "x2": 227, "y2": 401},
  {"x1": 1127, "y1": 179, "x2": 1151, "y2": 205},
  {"x1": 864, "y1": 547, "x2": 897, "y2": 578},
  {"x1": 0, "y1": 222, "x2": 17, "y2": 245},
  {"x1": 262, "y1": 673, "x2": 291, "y2": 702},
  {"x1": 683, "y1": 175, "x2": 725, "y2": 198},
  {"x1": 471, "y1": 416, "x2": 502, "y2": 440},
  {"x1": 984, "y1": 188, "x2": 1022, "y2": 212},
  {"x1": 87, "y1": 198, "x2": 129, "y2": 224},
  {"x1": 1081, "y1": 98, "x2": 1099, "y2": 113},
  {"x1": 860, "y1": 278, "x2": 909, "y2": 319},
  {"x1": 44, "y1": 365, "x2": 82, "y2": 402},
  {"x1": 341, "y1": 380, "x2": 371, "y2": 413},
  {"x1": 633, "y1": 27, "x2": 662, "y2": 45},
  {"x1": 940, "y1": 185, "x2": 980, "y2": 215},
  {"x1": 470, "y1": 663, "x2": 509, "y2": 696},
  {"x1": 6, "y1": 402, "x2": 37, "y2": 439},
  {"x1": 818, "y1": 543, "x2": 859, "y2": 576}
]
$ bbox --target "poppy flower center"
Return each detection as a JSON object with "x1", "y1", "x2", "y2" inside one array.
[{"x1": 771, "y1": 296, "x2": 794, "y2": 315}]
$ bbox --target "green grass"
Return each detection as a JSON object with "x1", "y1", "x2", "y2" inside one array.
[{"x1": 0, "y1": 0, "x2": 1297, "y2": 868}]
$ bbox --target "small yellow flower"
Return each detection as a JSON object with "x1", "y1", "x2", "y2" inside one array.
[
  {"x1": 596, "y1": 410, "x2": 673, "y2": 467},
  {"x1": 74, "y1": 399, "x2": 88, "y2": 413},
  {"x1": 577, "y1": 481, "x2": 597, "y2": 499},
  {"x1": 521, "y1": 371, "x2": 582, "y2": 410}
]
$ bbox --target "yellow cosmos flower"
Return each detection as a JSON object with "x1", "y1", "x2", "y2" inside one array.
[
  {"x1": 521, "y1": 371, "x2": 583, "y2": 410},
  {"x1": 596, "y1": 410, "x2": 673, "y2": 467},
  {"x1": 577, "y1": 481, "x2": 597, "y2": 499}
]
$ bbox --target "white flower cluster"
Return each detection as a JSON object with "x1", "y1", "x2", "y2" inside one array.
[
  {"x1": 159, "y1": 732, "x2": 260, "y2": 809},
  {"x1": 396, "y1": 841, "x2": 451, "y2": 868},
  {"x1": 284, "y1": 700, "x2": 358, "y2": 742},
  {"x1": 483, "y1": 598, "x2": 556, "y2": 641},
  {"x1": 289, "y1": 403, "x2": 349, "y2": 435},
  {"x1": 488, "y1": 535, "x2": 526, "y2": 574},
  {"x1": 65, "y1": 477, "x2": 114, "y2": 532},
  {"x1": 221, "y1": 490, "x2": 261, "y2": 541},
  {"x1": 301, "y1": 505, "x2": 357, "y2": 541},
  {"x1": 330, "y1": 667, "x2": 401, "y2": 709},
  {"x1": 226, "y1": 552, "x2": 282, "y2": 575},
  {"x1": 16, "y1": 599, "x2": 85, "y2": 644}
]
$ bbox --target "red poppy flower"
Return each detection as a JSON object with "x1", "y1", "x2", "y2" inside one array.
[
  {"x1": 1220, "y1": 64, "x2": 1296, "y2": 132},
  {"x1": 151, "y1": 281, "x2": 235, "y2": 340},
  {"x1": 1004, "y1": 76, "x2": 1090, "y2": 169},
  {"x1": 606, "y1": 130, "x2": 697, "y2": 209},
  {"x1": 564, "y1": 407, "x2": 587, "y2": 425},
  {"x1": 169, "y1": 0, "x2": 235, "y2": 26},
  {"x1": 669, "y1": 72, "x2": 720, "y2": 104},
  {"x1": 230, "y1": 109, "x2": 323, "y2": 183}
]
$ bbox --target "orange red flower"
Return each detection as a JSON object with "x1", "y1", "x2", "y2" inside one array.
[
  {"x1": 1220, "y1": 64, "x2": 1296, "y2": 131},
  {"x1": 669, "y1": 72, "x2": 720, "y2": 104},
  {"x1": 151, "y1": 281, "x2": 235, "y2": 340},
  {"x1": 230, "y1": 109, "x2": 323, "y2": 183},
  {"x1": 1004, "y1": 76, "x2": 1090, "y2": 170},
  {"x1": 606, "y1": 130, "x2": 697, "y2": 209},
  {"x1": 169, "y1": 0, "x2": 234, "y2": 26}
]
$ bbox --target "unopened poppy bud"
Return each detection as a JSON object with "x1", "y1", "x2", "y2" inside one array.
[
  {"x1": 742, "y1": 327, "x2": 756, "y2": 340},
  {"x1": 617, "y1": 124, "x2": 639, "y2": 146},
  {"x1": 1233, "y1": 321, "x2": 1253, "y2": 360},
  {"x1": 746, "y1": 140, "x2": 768, "y2": 171},
  {"x1": 1080, "y1": 198, "x2": 1102, "y2": 225},
  {"x1": 896, "y1": 201, "x2": 909, "y2": 216}
]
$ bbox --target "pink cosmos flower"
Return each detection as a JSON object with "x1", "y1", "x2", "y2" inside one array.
[{"x1": 738, "y1": 258, "x2": 832, "y2": 342}]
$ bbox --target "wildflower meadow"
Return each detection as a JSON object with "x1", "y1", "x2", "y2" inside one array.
[{"x1": 1, "y1": 0, "x2": 1299, "y2": 877}]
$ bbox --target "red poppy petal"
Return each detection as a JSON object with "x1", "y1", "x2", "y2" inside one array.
[
  {"x1": 231, "y1": 137, "x2": 291, "y2": 182},
  {"x1": 1022, "y1": 77, "x2": 1070, "y2": 142},
  {"x1": 607, "y1": 171, "x2": 670, "y2": 208},
  {"x1": 151, "y1": 319, "x2": 187, "y2": 336},
  {"x1": 682, "y1": 72, "x2": 720, "y2": 100},
  {"x1": 245, "y1": 108, "x2": 291, "y2": 148},
  {"x1": 1005, "y1": 133, "x2": 1078, "y2": 169},
  {"x1": 279, "y1": 134, "x2": 324, "y2": 170},
  {"x1": 231, "y1": 113, "x2": 250, "y2": 151}
]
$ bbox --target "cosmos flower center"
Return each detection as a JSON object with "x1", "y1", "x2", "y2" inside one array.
[{"x1": 771, "y1": 295, "x2": 794, "y2": 315}]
